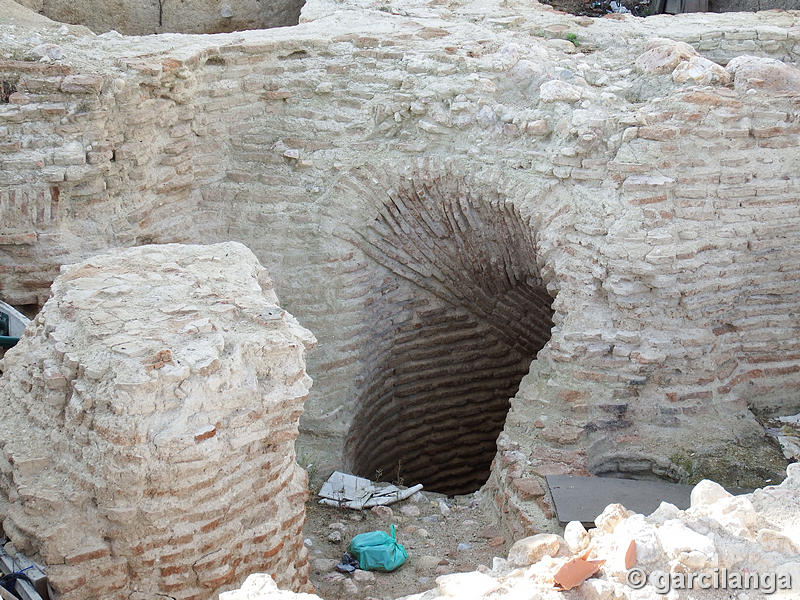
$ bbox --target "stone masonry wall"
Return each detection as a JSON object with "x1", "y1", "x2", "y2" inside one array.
[
  {"x1": 1, "y1": 0, "x2": 799, "y2": 536},
  {"x1": 0, "y1": 242, "x2": 316, "y2": 599},
  {"x1": 12, "y1": 0, "x2": 305, "y2": 35}
]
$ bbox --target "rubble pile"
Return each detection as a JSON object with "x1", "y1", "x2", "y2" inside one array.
[{"x1": 223, "y1": 464, "x2": 800, "y2": 599}]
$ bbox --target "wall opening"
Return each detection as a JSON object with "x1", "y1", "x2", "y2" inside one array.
[
  {"x1": 343, "y1": 179, "x2": 554, "y2": 496},
  {"x1": 20, "y1": 0, "x2": 305, "y2": 35}
]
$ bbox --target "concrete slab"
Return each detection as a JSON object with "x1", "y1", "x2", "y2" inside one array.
[{"x1": 545, "y1": 475, "x2": 750, "y2": 525}]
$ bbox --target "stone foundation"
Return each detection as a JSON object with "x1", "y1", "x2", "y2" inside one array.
[{"x1": 0, "y1": 242, "x2": 315, "y2": 599}]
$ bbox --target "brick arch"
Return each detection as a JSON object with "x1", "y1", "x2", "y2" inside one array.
[{"x1": 338, "y1": 173, "x2": 556, "y2": 495}]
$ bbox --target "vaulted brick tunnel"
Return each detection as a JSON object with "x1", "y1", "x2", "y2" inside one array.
[{"x1": 343, "y1": 179, "x2": 554, "y2": 496}]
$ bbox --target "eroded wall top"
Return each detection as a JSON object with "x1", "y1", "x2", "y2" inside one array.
[{"x1": 0, "y1": 242, "x2": 315, "y2": 599}]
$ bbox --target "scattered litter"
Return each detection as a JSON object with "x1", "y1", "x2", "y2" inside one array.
[
  {"x1": 1, "y1": 569, "x2": 33, "y2": 600},
  {"x1": 348, "y1": 525, "x2": 408, "y2": 572},
  {"x1": 0, "y1": 546, "x2": 48, "y2": 600},
  {"x1": 335, "y1": 552, "x2": 359, "y2": 574},
  {"x1": 318, "y1": 471, "x2": 423, "y2": 510}
]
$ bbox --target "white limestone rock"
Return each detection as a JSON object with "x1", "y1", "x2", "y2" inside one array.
[
  {"x1": 578, "y1": 578, "x2": 617, "y2": 600},
  {"x1": 787, "y1": 461, "x2": 800, "y2": 483},
  {"x1": 655, "y1": 519, "x2": 718, "y2": 568},
  {"x1": 435, "y1": 571, "x2": 500, "y2": 598},
  {"x1": 756, "y1": 528, "x2": 800, "y2": 555},
  {"x1": 727, "y1": 55, "x2": 800, "y2": 93},
  {"x1": 29, "y1": 42, "x2": 64, "y2": 60},
  {"x1": 507, "y1": 533, "x2": 563, "y2": 566},
  {"x1": 547, "y1": 38, "x2": 577, "y2": 54},
  {"x1": 417, "y1": 555, "x2": 443, "y2": 570},
  {"x1": 353, "y1": 569, "x2": 375, "y2": 583},
  {"x1": 690, "y1": 479, "x2": 732, "y2": 508},
  {"x1": 607, "y1": 514, "x2": 662, "y2": 568},
  {"x1": 564, "y1": 520, "x2": 590, "y2": 553},
  {"x1": 648, "y1": 501, "x2": 681, "y2": 525},
  {"x1": 672, "y1": 55, "x2": 731, "y2": 86},
  {"x1": 219, "y1": 574, "x2": 322, "y2": 600},
  {"x1": 539, "y1": 79, "x2": 582, "y2": 103},
  {"x1": 634, "y1": 38, "x2": 696, "y2": 74},
  {"x1": 594, "y1": 503, "x2": 632, "y2": 533}
]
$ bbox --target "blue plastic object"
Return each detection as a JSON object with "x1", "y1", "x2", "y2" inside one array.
[
  {"x1": 348, "y1": 524, "x2": 408, "y2": 572},
  {"x1": 0, "y1": 336, "x2": 19, "y2": 348}
]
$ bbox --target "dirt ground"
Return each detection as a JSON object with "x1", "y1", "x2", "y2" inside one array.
[{"x1": 303, "y1": 481, "x2": 511, "y2": 600}]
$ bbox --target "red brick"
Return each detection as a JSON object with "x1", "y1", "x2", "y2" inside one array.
[{"x1": 511, "y1": 477, "x2": 546, "y2": 500}]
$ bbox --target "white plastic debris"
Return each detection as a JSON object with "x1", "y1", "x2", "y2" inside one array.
[{"x1": 318, "y1": 471, "x2": 423, "y2": 510}]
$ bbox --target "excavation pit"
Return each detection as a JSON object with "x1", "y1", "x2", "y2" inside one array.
[{"x1": 2, "y1": 2, "x2": 800, "y2": 593}]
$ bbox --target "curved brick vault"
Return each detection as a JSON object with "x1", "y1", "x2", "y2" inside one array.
[
  {"x1": 1, "y1": 0, "x2": 800, "y2": 560},
  {"x1": 343, "y1": 178, "x2": 554, "y2": 495}
]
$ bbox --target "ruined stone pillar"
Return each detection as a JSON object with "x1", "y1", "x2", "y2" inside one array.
[{"x1": 0, "y1": 242, "x2": 315, "y2": 599}]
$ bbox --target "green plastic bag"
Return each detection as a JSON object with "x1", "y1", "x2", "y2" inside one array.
[{"x1": 348, "y1": 524, "x2": 408, "y2": 572}]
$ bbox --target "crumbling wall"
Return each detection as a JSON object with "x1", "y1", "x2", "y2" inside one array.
[
  {"x1": 0, "y1": 242, "x2": 316, "y2": 599},
  {"x1": 12, "y1": 0, "x2": 305, "y2": 35},
  {"x1": 1, "y1": 0, "x2": 800, "y2": 536}
]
